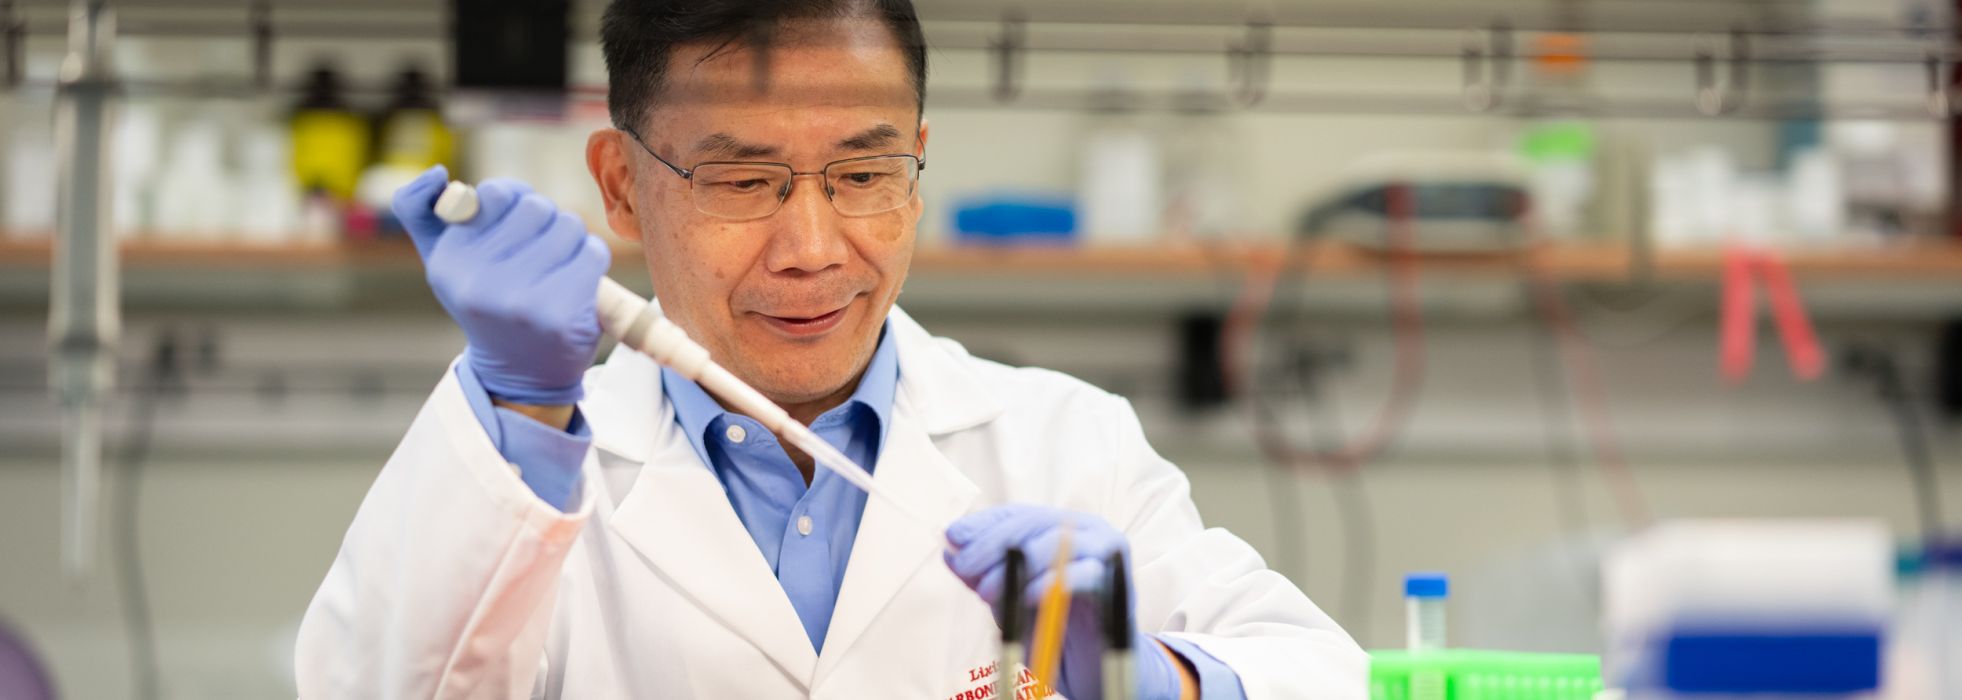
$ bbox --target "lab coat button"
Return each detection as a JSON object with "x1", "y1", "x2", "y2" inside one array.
[
  {"x1": 725, "y1": 424, "x2": 747, "y2": 443},
  {"x1": 797, "y1": 515, "x2": 814, "y2": 536}
]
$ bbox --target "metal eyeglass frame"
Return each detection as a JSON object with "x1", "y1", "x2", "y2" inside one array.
[{"x1": 619, "y1": 125, "x2": 926, "y2": 220}]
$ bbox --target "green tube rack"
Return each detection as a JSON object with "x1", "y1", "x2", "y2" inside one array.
[{"x1": 1370, "y1": 650, "x2": 1604, "y2": 700}]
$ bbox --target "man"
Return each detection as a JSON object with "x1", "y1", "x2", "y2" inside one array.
[{"x1": 295, "y1": 1, "x2": 1366, "y2": 698}]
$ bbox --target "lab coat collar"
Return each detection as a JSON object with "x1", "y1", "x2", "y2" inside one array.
[{"x1": 582, "y1": 304, "x2": 1005, "y2": 464}]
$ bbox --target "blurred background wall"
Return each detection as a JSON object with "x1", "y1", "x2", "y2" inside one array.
[{"x1": 1, "y1": 0, "x2": 1960, "y2": 697}]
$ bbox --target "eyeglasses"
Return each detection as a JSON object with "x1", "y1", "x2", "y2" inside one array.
[{"x1": 620, "y1": 126, "x2": 925, "y2": 221}]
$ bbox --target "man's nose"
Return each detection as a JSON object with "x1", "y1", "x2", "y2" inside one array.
[{"x1": 763, "y1": 174, "x2": 850, "y2": 275}]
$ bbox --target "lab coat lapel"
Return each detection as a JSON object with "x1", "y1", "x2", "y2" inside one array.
[
  {"x1": 599, "y1": 359, "x2": 820, "y2": 689},
  {"x1": 814, "y1": 407, "x2": 980, "y2": 685},
  {"x1": 584, "y1": 305, "x2": 1002, "y2": 691}
]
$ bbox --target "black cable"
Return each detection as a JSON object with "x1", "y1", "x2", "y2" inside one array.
[
  {"x1": 1249, "y1": 236, "x2": 1338, "y2": 605},
  {"x1": 1259, "y1": 439, "x2": 1309, "y2": 584},
  {"x1": 1236, "y1": 209, "x2": 1406, "y2": 646},
  {"x1": 1564, "y1": 283, "x2": 1712, "y2": 351},
  {"x1": 1525, "y1": 284, "x2": 1598, "y2": 596},
  {"x1": 1329, "y1": 473, "x2": 1374, "y2": 645},
  {"x1": 1882, "y1": 374, "x2": 1943, "y2": 538},
  {"x1": 1310, "y1": 391, "x2": 1375, "y2": 645},
  {"x1": 1846, "y1": 345, "x2": 1943, "y2": 537},
  {"x1": 116, "y1": 328, "x2": 181, "y2": 700},
  {"x1": 1253, "y1": 323, "x2": 1379, "y2": 637},
  {"x1": 1223, "y1": 230, "x2": 1334, "y2": 594}
]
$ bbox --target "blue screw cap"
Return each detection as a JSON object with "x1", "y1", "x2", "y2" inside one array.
[{"x1": 1404, "y1": 572, "x2": 1449, "y2": 599}]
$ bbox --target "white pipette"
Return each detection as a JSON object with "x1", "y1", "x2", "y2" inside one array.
[{"x1": 431, "y1": 181, "x2": 945, "y2": 534}]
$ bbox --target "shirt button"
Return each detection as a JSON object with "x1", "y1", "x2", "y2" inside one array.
[
  {"x1": 725, "y1": 424, "x2": 747, "y2": 444},
  {"x1": 797, "y1": 515, "x2": 814, "y2": 536}
]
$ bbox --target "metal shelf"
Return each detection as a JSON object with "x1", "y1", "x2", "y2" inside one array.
[{"x1": 3, "y1": 237, "x2": 1961, "y2": 320}]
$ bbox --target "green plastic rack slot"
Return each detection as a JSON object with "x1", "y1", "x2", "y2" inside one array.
[{"x1": 1370, "y1": 649, "x2": 1603, "y2": 700}]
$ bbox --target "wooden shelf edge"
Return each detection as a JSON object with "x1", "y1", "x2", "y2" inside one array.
[{"x1": 909, "y1": 240, "x2": 1962, "y2": 280}]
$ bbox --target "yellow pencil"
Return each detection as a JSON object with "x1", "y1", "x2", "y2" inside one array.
[{"x1": 1027, "y1": 518, "x2": 1074, "y2": 695}]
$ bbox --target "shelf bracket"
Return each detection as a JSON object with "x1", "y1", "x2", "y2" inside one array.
[
  {"x1": 3, "y1": 0, "x2": 20, "y2": 89},
  {"x1": 251, "y1": 0, "x2": 273, "y2": 91},
  {"x1": 991, "y1": 10, "x2": 1024, "y2": 103},
  {"x1": 1694, "y1": 28, "x2": 1750, "y2": 116},
  {"x1": 1461, "y1": 20, "x2": 1512, "y2": 112},
  {"x1": 1928, "y1": 52, "x2": 1952, "y2": 117},
  {"x1": 1229, "y1": 20, "x2": 1271, "y2": 107}
]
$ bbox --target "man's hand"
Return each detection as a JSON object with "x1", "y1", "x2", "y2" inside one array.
[
  {"x1": 393, "y1": 166, "x2": 612, "y2": 424},
  {"x1": 944, "y1": 505, "x2": 1198, "y2": 700}
]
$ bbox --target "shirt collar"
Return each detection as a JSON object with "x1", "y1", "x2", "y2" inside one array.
[{"x1": 660, "y1": 320, "x2": 901, "y2": 466}]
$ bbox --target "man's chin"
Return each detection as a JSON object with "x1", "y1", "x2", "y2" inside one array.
[{"x1": 732, "y1": 365, "x2": 852, "y2": 405}]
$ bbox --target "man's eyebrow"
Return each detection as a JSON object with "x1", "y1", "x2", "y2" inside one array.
[
  {"x1": 836, "y1": 124, "x2": 903, "y2": 152},
  {"x1": 692, "y1": 133, "x2": 780, "y2": 160}
]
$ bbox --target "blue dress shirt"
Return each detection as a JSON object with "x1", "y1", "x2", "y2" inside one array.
[
  {"x1": 455, "y1": 359, "x2": 591, "y2": 511},
  {"x1": 451, "y1": 324, "x2": 1244, "y2": 696},
  {"x1": 655, "y1": 325, "x2": 899, "y2": 652}
]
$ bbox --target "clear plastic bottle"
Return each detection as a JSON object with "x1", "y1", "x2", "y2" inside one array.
[
  {"x1": 1932, "y1": 540, "x2": 1962, "y2": 700},
  {"x1": 1405, "y1": 572, "x2": 1449, "y2": 652}
]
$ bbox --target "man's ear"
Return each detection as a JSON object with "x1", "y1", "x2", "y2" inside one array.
[
  {"x1": 587, "y1": 129, "x2": 645, "y2": 242},
  {"x1": 909, "y1": 119, "x2": 930, "y2": 221}
]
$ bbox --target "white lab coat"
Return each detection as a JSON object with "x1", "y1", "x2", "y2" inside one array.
[{"x1": 295, "y1": 307, "x2": 1366, "y2": 699}]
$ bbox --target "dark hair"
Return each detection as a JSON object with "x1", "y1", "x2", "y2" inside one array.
[{"x1": 600, "y1": 0, "x2": 927, "y2": 132}]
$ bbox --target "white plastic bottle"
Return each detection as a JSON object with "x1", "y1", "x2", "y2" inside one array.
[
  {"x1": 1405, "y1": 572, "x2": 1449, "y2": 652},
  {"x1": 1077, "y1": 86, "x2": 1161, "y2": 246}
]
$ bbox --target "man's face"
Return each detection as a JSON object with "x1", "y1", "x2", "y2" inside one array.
[{"x1": 590, "y1": 17, "x2": 924, "y2": 410}]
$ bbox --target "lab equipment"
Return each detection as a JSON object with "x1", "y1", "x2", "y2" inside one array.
[
  {"x1": 1102, "y1": 550, "x2": 1136, "y2": 700},
  {"x1": 1404, "y1": 572, "x2": 1449, "y2": 653},
  {"x1": 290, "y1": 64, "x2": 368, "y2": 203},
  {"x1": 1077, "y1": 94, "x2": 1161, "y2": 245},
  {"x1": 430, "y1": 180, "x2": 943, "y2": 533},
  {"x1": 3, "y1": 91, "x2": 57, "y2": 237},
  {"x1": 152, "y1": 120, "x2": 232, "y2": 238},
  {"x1": 1160, "y1": 84, "x2": 1242, "y2": 240},
  {"x1": 1719, "y1": 246, "x2": 1823, "y2": 384},
  {"x1": 236, "y1": 125, "x2": 302, "y2": 244},
  {"x1": 1895, "y1": 539, "x2": 1962, "y2": 700},
  {"x1": 453, "y1": 0, "x2": 570, "y2": 92},
  {"x1": 1368, "y1": 650, "x2": 1601, "y2": 700},
  {"x1": 363, "y1": 65, "x2": 455, "y2": 237},
  {"x1": 951, "y1": 194, "x2": 1076, "y2": 246},
  {"x1": 997, "y1": 547, "x2": 1026, "y2": 700},
  {"x1": 1886, "y1": 542, "x2": 1941, "y2": 700},
  {"x1": 1940, "y1": 320, "x2": 1962, "y2": 421},
  {"x1": 1603, "y1": 520, "x2": 1890, "y2": 698},
  {"x1": 375, "y1": 65, "x2": 454, "y2": 170},
  {"x1": 1294, "y1": 152, "x2": 1529, "y2": 253},
  {"x1": 50, "y1": 0, "x2": 119, "y2": 579},
  {"x1": 945, "y1": 505, "x2": 1190, "y2": 700},
  {"x1": 1935, "y1": 540, "x2": 1962, "y2": 700},
  {"x1": 1518, "y1": 121, "x2": 1595, "y2": 238}
]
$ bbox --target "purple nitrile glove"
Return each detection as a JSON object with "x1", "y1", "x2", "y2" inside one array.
[
  {"x1": 393, "y1": 165, "x2": 612, "y2": 406},
  {"x1": 944, "y1": 504, "x2": 1183, "y2": 700}
]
